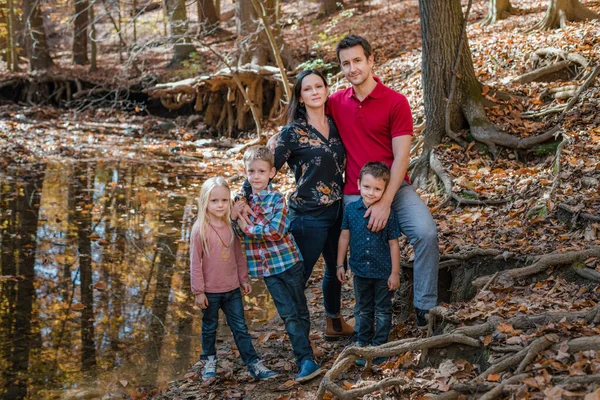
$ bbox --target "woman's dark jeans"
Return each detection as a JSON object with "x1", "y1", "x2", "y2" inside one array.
[
  {"x1": 201, "y1": 288, "x2": 259, "y2": 366},
  {"x1": 289, "y1": 201, "x2": 343, "y2": 318}
]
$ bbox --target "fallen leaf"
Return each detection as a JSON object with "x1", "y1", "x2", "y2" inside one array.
[{"x1": 487, "y1": 373, "x2": 501, "y2": 382}]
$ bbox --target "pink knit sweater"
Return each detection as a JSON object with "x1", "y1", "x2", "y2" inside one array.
[{"x1": 190, "y1": 222, "x2": 249, "y2": 294}]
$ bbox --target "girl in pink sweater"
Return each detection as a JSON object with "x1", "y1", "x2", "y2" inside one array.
[{"x1": 190, "y1": 177, "x2": 277, "y2": 381}]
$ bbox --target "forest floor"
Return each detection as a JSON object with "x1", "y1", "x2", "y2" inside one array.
[{"x1": 1, "y1": 0, "x2": 600, "y2": 399}]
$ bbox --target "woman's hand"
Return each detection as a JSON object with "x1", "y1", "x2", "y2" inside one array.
[
  {"x1": 231, "y1": 200, "x2": 245, "y2": 220},
  {"x1": 195, "y1": 293, "x2": 209, "y2": 309},
  {"x1": 237, "y1": 217, "x2": 248, "y2": 230},
  {"x1": 267, "y1": 133, "x2": 280, "y2": 153},
  {"x1": 238, "y1": 203, "x2": 256, "y2": 226},
  {"x1": 336, "y1": 267, "x2": 346, "y2": 283}
]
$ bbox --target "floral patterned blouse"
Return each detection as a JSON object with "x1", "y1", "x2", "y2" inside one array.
[{"x1": 275, "y1": 117, "x2": 346, "y2": 213}]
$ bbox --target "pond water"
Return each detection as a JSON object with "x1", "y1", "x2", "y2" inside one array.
[{"x1": 0, "y1": 157, "x2": 277, "y2": 399}]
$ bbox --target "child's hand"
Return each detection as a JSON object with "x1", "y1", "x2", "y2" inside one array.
[
  {"x1": 237, "y1": 217, "x2": 248, "y2": 230},
  {"x1": 195, "y1": 293, "x2": 209, "y2": 309},
  {"x1": 231, "y1": 200, "x2": 245, "y2": 220},
  {"x1": 336, "y1": 267, "x2": 346, "y2": 283},
  {"x1": 241, "y1": 282, "x2": 252, "y2": 295},
  {"x1": 388, "y1": 274, "x2": 400, "y2": 291}
]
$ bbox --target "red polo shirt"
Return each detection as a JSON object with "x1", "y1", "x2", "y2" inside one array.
[{"x1": 328, "y1": 77, "x2": 413, "y2": 195}]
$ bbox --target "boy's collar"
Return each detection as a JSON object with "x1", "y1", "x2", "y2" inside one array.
[{"x1": 250, "y1": 185, "x2": 273, "y2": 199}]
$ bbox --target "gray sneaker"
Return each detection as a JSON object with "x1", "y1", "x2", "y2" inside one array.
[
  {"x1": 248, "y1": 360, "x2": 278, "y2": 380},
  {"x1": 202, "y1": 355, "x2": 217, "y2": 380}
]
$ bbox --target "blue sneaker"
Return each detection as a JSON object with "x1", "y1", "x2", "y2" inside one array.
[
  {"x1": 248, "y1": 360, "x2": 278, "y2": 380},
  {"x1": 295, "y1": 359, "x2": 322, "y2": 383},
  {"x1": 202, "y1": 355, "x2": 217, "y2": 380},
  {"x1": 355, "y1": 357, "x2": 387, "y2": 367}
]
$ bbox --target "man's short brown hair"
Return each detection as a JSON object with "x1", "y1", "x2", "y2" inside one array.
[
  {"x1": 359, "y1": 161, "x2": 390, "y2": 185},
  {"x1": 243, "y1": 145, "x2": 275, "y2": 169}
]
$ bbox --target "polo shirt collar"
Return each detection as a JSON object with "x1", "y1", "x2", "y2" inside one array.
[
  {"x1": 358, "y1": 199, "x2": 369, "y2": 210},
  {"x1": 348, "y1": 76, "x2": 384, "y2": 100}
]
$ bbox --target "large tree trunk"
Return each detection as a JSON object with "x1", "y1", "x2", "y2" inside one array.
[
  {"x1": 198, "y1": 0, "x2": 219, "y2": 29},
  {"x1": 165, "y1": 0, "x2": 195, "y2": 66},
  {"x1": 73, "y1": 0, "x2": 90, "y2": 64},
  {"x1": 22, "y1": 0, "x2": 53, "y2": 69},
  {"x1": 480, "y1": 0, "x2": 514, "y2": 25},
  {"x1": 415, "y1": 0, "x2": 498, "y2": 187},
  {"x1": 531, "y1": 0, "x2": 599, "y2": 30}
]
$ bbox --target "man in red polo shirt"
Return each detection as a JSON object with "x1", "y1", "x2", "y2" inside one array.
[{"x1": 329, "y1": 35, "x2": 438, "y2": 329}]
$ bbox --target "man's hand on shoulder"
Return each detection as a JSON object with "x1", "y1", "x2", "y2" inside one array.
[{"x1": 364, "y1": 200, "x2": 391, "y2": 232}]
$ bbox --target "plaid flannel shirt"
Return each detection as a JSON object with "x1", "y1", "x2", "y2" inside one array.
[{"x1": 233, "y1": 187, "x2": 302, "y2": 278}]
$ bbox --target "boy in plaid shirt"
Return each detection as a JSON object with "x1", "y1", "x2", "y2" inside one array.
[{"x1": 231, "y1": 145, "x2": 322, "y2": 383}]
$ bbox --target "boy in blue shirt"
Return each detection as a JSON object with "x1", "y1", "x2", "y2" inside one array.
[{"x1": 336, "y1": 162, "x2": 401, "y2": 365}]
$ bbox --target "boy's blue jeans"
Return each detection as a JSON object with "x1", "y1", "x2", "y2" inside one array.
[
  {"x1": 201, "y1": 288, "x2": 259, "y2": 366},
  {"x1": 288, "y1": 201, "x2": 343, "y2": 318},
  {"x1": 263, "y1": 261, "x2": 314, "y2": 366},
  {"x1": 353, "y1": 275, "x2": 394, "y2": 346},
  {"x1": 343, "y1": 182, "x2": 439, "y2": 311}
]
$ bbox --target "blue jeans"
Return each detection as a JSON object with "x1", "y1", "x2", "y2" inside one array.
[
  {"x1": 353, "y1": 275, "x2": 394, "y2": 346},
  {"x1": 264, "y1": 262, "x2": 313, "y2": 366},
  {"x1": 344, "y1": 182, "x2": 438, "y2": 310},
  {"x1": 201, "y1": 288, "x2": 259, "y2": 366},
  {"x1": 289, "y1": 201, "x2": 343, "y2": 318}
]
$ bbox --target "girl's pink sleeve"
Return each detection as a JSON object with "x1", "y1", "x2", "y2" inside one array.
[
  {"x1": 190, "y1": 225, "x2": 205, "y2": 294},
  {"x1": 234, "y1": 236, "x2": 249, "y2": 285}
]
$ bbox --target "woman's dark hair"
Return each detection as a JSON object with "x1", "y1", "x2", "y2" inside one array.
[{"x1": 286, "y1": 69, "x2": 329, "y2": 124}]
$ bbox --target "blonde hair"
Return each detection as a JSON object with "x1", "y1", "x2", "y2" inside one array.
[
  {"x1": 193, "y1": 176, "x2": 233, "y2": 256},
  {"x1": 243, "y1": 145, "x2": 275, "y2": 169}
]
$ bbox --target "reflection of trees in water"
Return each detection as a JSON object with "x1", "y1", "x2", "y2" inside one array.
[
  {"x1": 144, "y1": 194, "x2": 187, "y2": 385},
  {"x1": 74, "y1": 163, "x2": 98, "y2": 375},
  {"x1": 0, "y1": 165, "x2": 45, "y2": 399}
]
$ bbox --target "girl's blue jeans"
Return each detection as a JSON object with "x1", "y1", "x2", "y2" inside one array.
[{"x1": 201, "y1": 288, "x2": 259, "y2": 366}]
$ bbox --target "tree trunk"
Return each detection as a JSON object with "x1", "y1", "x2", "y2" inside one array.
[
  {"x1": 73, "y1": 0, "x2": 90, "y2": 64},
  {"x1": 22, "y1": 0, "x2": 53, "y2": 69},
  {"x1": 198, "y1": 0, "x2": 219, "y2": 29},
  {"x1": 531, "y1": 0, "x2": 599, "y2": 30},
  {"x1": 8, "y1": 0, "x2": 19, "y2": 70},
  {"x1": 480, "y1": 0, "x2": 514, "y2": 25},
  {"x1": 319, "y1": 0, "x2": 339, "y2": 17},
  {"x1": 415, "y1": 0, "x2": 496, "y2": 187},
  {"x1": 75, "y1": 163, "x2": 97, "y2": 375},
  {"x1": 165, "y1": 0, "x2": 195, "y2": 66},
  {"x1": 89, "y1": 1, "x2": 97, "y2": 71}
]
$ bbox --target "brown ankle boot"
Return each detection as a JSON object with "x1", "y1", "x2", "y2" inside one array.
[{"x1": 324, "y1": 316, "x2": 354, "y2": 341}]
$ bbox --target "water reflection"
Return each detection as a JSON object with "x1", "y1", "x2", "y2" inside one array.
[{"x1": 0, "y1": 160, "x2": 276, "y2": 399}]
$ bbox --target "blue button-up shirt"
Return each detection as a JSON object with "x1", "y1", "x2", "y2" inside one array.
[{"x1": 341, "y1": 199, "x2": 401, "y2": 279}]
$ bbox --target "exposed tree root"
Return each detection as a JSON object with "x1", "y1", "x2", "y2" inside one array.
[
  {"x1": 145, "y1": 64, "x2": 288, "y2": 137},
  {"x1": 472, "y1": 246, "x2": 600, "y2": 288},
  {"x1": 528, "y1": 0, "x2": 600, "y2": 31},
  {"x1": 558, "y1": 203, "x2": 600, "y2": 224},
  {"x1": 316, "y1": 334, "x2": 480, "y2": 399},
  {"x1": 479, "y1": 0, "x2": 515, "y2": 26},
  {"x1": 430, "y1": 152, "x2": 508, "y2": 207},
  {"x1": 511, "y1": 60, "x2": 572, "y2": 85}
]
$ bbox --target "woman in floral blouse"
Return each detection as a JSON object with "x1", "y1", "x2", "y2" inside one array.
[{"x1": 272, "y1": 69, "x2": 353, "y2": 340}]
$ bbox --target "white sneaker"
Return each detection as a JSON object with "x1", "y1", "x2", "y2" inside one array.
[{"x1": 202, "y1": 355, "x2": 217, "y2": 380}]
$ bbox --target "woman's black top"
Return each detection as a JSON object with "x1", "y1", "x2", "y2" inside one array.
[
  {"x1": 274, "y1": 117, "x2": 346, "y2": 213},
  {"x1": 240, "y1": 117, "x2": 346, "y2": 213}
]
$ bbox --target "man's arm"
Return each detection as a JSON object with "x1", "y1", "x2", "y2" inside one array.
[{"x1": 365, "y1": 134, "x2": 412, "y2": 231}]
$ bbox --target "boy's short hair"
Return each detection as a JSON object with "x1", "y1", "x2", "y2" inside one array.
[
  {"x1": 336, "y1": 35, "x2": 373, "y2": 62},
  {"x1": 359, "y1": 161, "x2": 390, "y2": 185},
  {"x1": 243, "y1": 145, "x2": 275, "y2": 169}
]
